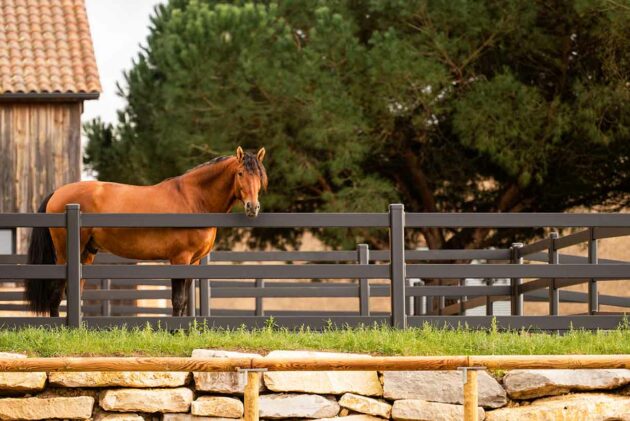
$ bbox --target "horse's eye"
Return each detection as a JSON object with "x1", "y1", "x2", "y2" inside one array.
[{"x1": 238, "y1": 172, "x2": 243, "y2": 177}]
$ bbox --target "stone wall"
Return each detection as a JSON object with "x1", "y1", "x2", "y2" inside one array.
[{"x1": 0, "y1": 350, "x2": 629, "y2": 420}]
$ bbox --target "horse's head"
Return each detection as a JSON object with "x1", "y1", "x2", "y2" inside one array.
[{"x1": 234, "y1": 146, "x2": 267, "y2": 218}]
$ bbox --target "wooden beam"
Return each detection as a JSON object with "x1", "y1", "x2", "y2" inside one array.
[{"x1": 0, "y1": 355, "x2": 629, "y2": 372}]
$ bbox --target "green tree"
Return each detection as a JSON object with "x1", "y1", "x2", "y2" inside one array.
[{"x1": 85, "y1": 0, "x2": 630, "y2": 250}]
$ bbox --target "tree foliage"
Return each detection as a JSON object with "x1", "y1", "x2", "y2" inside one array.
[{"x1": 85, "y1": 0, "x2": 630, "y2": 250}]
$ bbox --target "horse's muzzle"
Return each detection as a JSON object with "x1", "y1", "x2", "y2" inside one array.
[{"x1": 244, "y1": 201, "x2": 260, "y2": 218}]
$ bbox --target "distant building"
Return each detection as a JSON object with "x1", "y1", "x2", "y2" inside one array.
[{"x1": 0, "y1": 0, "x2": 101, "y2": 252}]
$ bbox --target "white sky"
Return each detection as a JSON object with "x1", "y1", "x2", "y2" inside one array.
[{"x1": 83, "y1": 0, "x2": 165, "y2": 125}]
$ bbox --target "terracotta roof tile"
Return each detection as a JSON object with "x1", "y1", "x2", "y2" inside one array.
[{"x1": 0, "y1": 0, "x2": 101, "y2": 95}]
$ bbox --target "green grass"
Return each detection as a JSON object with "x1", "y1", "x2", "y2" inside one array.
[{"x1": 1, "y1": 321, "x2": 629, "y2": 357}]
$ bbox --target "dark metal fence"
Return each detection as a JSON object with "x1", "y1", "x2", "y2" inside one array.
[{"x1": 0, "y1": 204, "x2": 628, "y2": 330}]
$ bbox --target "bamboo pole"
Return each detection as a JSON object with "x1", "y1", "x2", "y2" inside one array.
[
  {"x1": 244, "y1": 371, "x2": 262, "y2": 421},
  {"x1": 0, "y1": 355, "x2": 628, "y2": 372},
  {"x1": 463, "y1": 369, "x2": 478, "y2": 421}
]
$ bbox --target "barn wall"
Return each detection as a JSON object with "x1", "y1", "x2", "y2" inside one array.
[{"x1": 0, "y1": 102, "x2": 82, "y2": 252}]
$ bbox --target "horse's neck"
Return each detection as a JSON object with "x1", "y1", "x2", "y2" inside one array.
[{"x1": 177, "y1": 159, "x2": 237, "y2": 213}]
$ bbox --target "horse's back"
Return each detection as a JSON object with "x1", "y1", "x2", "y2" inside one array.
[{"x1": 46, "y1": 180, "x2": 184, "y2": 214}]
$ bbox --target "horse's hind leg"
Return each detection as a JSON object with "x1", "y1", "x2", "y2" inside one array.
[
  {"x1": 49, "y1": 228, "x2": 67, "y2": 317},
  {"x1": 171, "y1": 279, "x2": 189, "y2": 317},
  {"x1": 170, "y1": 254, "x2": 193, "y2": 317},
  {"x1": 49, "y1": 229, "x2": 95, "y2": 318}
]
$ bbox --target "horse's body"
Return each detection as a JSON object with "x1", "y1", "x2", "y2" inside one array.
[{"x1": 25, "y1": 147, "x2": 267, "y2": 317}]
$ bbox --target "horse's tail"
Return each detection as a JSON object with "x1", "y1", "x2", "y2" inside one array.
[{"x1": 25, "y1": 193, "x2": 57, "y2": 315}]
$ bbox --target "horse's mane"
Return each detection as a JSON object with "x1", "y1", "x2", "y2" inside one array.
[
  {"x1": 183, "y1": 152, "x2": 267, "y2": 189},
  {"x1": 185, "y1": 155, "x2": 231, "y2": 174}
]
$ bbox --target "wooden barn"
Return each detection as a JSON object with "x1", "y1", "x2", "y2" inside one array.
[{"x1": 0, "y1": 0, "x2": 101, "y2": 253}]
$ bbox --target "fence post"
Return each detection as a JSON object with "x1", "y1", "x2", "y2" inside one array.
[
  {"x1": 357, "y1": 244, "x2": 370, "y2": 317},
  {"x1": 415, "y1": 280, "x2": 426, "y2": 315},
  {"x1": 408, "y1": 279, "x2": 425, "y2": 316},
  {"x1": 588, "y1": 228, "x2": 598, "y2": 315},
  {"x1": 389, "y1": 204, "x2": 406, "y2": 329},
  {"x1": 101, "y1": 278, "x2": 111, "y2": 317},
  {"x1": 510, "y1": 243, "x2": 523, "y2": 316},
  {"x1": 548, "y1": 232, "x2": 559, "y2": 316},
  {"x1": 187, "y1": 279, "x2": 196, "y2": 317},
  {"x1": 255, "y1": 279, "x2": 265, "y2": 317},
  {"x1": 65, "y1": 204, "x2": 82, "y2": 328},
  {"x1": 199, "y1": 255, "x2": 210, "y2": 317},
  {"x1": 406, "y1": 279, "x2": 414, "y2": 316},
  {"x1": 486, "y1": 278, "x2": 493, "y2": 316}
]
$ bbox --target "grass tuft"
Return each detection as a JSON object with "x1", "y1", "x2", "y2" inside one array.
[{"x1": 0, "y1": 323, "x2": 628, "y2": 357}]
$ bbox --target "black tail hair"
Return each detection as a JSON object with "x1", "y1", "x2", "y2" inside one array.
[{"x1": 24, "y1": 193, "x2": 58, "y2": 315}]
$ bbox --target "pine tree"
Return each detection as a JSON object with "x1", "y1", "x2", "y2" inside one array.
[{"x1": 85, "y1": 0, "x2": 630, "y2": 249}]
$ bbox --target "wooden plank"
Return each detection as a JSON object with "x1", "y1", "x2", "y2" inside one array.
[{"x1": 0, "y1": 103, "x2": 82, "y2": 251}]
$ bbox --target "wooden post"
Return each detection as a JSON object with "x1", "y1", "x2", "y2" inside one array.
[
  {"x1": 244, "y1": 371, "x2": 262, "y2": 421},
  {"x1": 463, "y1": 368, "x2": 479, "y2": 421}
]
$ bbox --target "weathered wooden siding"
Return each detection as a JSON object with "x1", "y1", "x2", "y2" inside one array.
[{"x1": 0, "y1": 102, "x2": 82, "y2": 251}]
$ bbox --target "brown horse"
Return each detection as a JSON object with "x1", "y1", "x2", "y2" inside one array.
[{"x1": 25, "y1": 146, "x2": 267, "y2": 317}]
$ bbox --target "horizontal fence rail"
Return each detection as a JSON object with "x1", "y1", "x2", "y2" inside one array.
[
  {"x1": 0, "y1": 354, "x2": 628, "y2": 372},
  {"x1": 0, "y1": 204, "x2": 628, "y2": 330}
]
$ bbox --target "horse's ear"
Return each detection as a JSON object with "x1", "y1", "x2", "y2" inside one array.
[
  {"x1": 236, "y1": 146, "x2": 244, "y2": 162},
  {"x1": 257, "y1": 147, "x2": 266, "y2": 162}
]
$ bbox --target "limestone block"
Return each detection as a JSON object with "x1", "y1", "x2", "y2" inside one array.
[
  {"x1": 163, "y1": 415, "x2": 242, "y2": 421},
  {"x1": 485, "y1": 393, "x2": 630, "y2": 421},
  {"x1": 49, "y1": 371, "x2": 189, "y2": 388},
  {"x1": 313, "y1": 416, "x2": 386, "y2": 421},
  {"x1": 392, "y1": 399, "x2": 484, "y2": 421},
  {"x1": 263, "y1": 351, "x2": 382, "y2": 396},
  {"x1": 163, "y1": 416, "x2": 242, "y2": 421},
  {"x1": 99, "y1": 387, "x2": 193, "y2": 413},
  {"x1": 192, "y1": 350, "x2": 261, "y2": 393},
  {"x1": 383, "y1": 370, "x2": 506, "y2": 408},
  {"x1": 191, "y1": 396, "x2": 243, "y2": 418},
  {"x1": 0, "y1": 396, "x2": 94, "y2": 420},
  {"x1": 339, "y1": 393, "x2": 391, "y2": 418},
  {"x1": 96, "y1": 414, "x2": 145, "y2": 421},
  {"x1": 259, "y1": 393, "x2": 340, "y2": 419},
  {"x1": 503, "y1": 369, "x2": 630, "y2": 399},
  {"x1": 0, "y1": 352, "x2": 46, "y2": 392}
]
